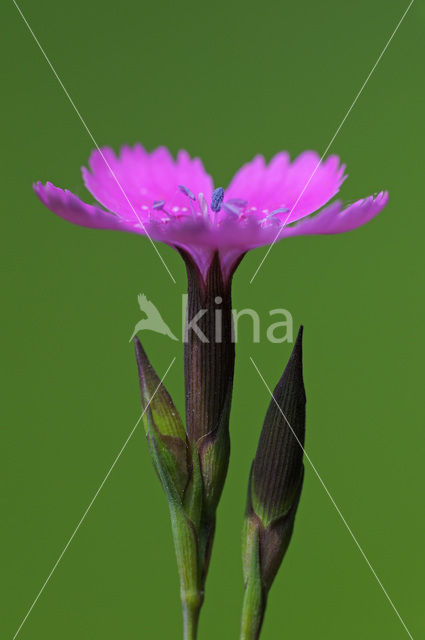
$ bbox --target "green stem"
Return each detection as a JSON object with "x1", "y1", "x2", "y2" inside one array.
[
  {"x1": 240, "y1": 526, "x2": 265, "y2": 640},
  {"x1": 169, "y1": 503, "x2": 203, "y2": 639},
  {"x1": 240, "y1": 580, "x2": 264, "y2": 640},
  {"x1": 182, "y1": 593, "x2": 202, "y2": 640}
]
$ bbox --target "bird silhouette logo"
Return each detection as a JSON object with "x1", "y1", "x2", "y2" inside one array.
[{"x1": 129, "y1": 294, "x2": 178, "y2": 342}]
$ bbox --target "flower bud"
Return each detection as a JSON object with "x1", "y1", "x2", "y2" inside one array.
[
  {"x1": 241, "y1": 327, "x2": 306, "y2": 639},
  {"x1": 134, "y1": 336, "x2": 189, "y2": 501}
]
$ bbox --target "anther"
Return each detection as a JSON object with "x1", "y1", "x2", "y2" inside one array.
[
  {"x1": 153, "y1": 200, "x2": 166, "y2": 211},
  {"x1": 211, "y1": 187, "x2": 225, "y2": 213},
  {"x1": 178, "y1": 185, "x2": 196, "y2": 200},
  {"x1": 268, "y1": 207, "x2": 290, "y2": 217}
]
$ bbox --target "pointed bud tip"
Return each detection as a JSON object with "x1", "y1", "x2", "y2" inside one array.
[
  {"x1": 281, "y1": 324, "x2": 305, "y2": 402},
  {"x1": 133, "y1": 335, "x2": 187, "y2": 443},
  {"x1": 133, "y1": 334, "x2": 145, "y2": 358},
  {"x1": 134, "y1": 335, "x2": 152, "y2": 392},
  {"x1": 292, "y1": 324, "x2": 303, "y2": 358}
]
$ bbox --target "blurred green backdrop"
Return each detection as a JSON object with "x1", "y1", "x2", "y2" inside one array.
[{"x1": 1, "y1": 0, "x2": 423, "y2": 638}]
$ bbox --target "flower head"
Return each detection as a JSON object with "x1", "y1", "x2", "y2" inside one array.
[{"x1": 34, "y1": 145, "x2": 388, "y2": 280}]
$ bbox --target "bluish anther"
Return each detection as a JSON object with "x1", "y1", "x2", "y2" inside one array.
[
  {"x1": 178, "y1": 184, "x2": 196, "y2": 200},
  {"x1": 269, "y1": 207, "x2": 290, "y2": 216},
  {"x1": 153, "y1": 200, "x2": 166, "y2": 210},
  {"x1": 211, "y1": 187, "x2": 225, "y2": 213}
]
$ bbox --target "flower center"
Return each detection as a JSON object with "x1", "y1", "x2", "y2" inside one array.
[{"x1": 150, "y1": 186, "x2": 287, "y2": 228}]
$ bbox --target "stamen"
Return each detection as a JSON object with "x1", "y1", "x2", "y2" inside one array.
[
  {"x1": 198, "y1": 192, "x2": 208, "y2": 218},
  {"x1": 153, "y1": 200, "x2": 166, "y2": 211},
  {"x1": 222, "y1": 203, "x2": 240, "y2": 218},
  {"x1": 211, "y1": 187, "x2": 225, "y2": 213},
  {"x1": 226, "y1": 198, "x2": 248, "y2": 207},
  {"x1": 269, "y1": 207, "x2": 290, "y2": 216},
  {"x1": 178, "y1": 184, "x2": 196, "y2": 200}
]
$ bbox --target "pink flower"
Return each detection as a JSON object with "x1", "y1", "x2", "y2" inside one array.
[{"x1": 34, "y1": 145, "x2": 388, "y2": 280}]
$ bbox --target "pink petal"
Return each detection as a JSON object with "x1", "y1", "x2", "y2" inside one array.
[
  {"x1": 133, "y1": 192, "x2": 388, "y2": 256},
  {"x1": 225, "y1": 155, "x2": 268, "y2": 203},
  {"x1": 226, "y1": 151, "x2": 346, "y2": 221},
  {"x1": 81, "y1": 144, "x2": 214, "y2": 221},
  {"x1": 33, "y1": 181, "x2": 146, "y2": 234},
  {"x1": 280, "y1": 191, "x2": 389, "y2": 238}
]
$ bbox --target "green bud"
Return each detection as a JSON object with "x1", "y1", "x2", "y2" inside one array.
[
  {"x1": 134, "y1": 336, "x2": 189, "y2": 502},
  {"x1": 134, "y1": 337, "x2": 203, "y2": 639}
]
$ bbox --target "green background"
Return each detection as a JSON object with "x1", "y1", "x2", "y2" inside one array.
[{"x1": 1, "y1": 0, "x2": 423, "y2": 638}]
